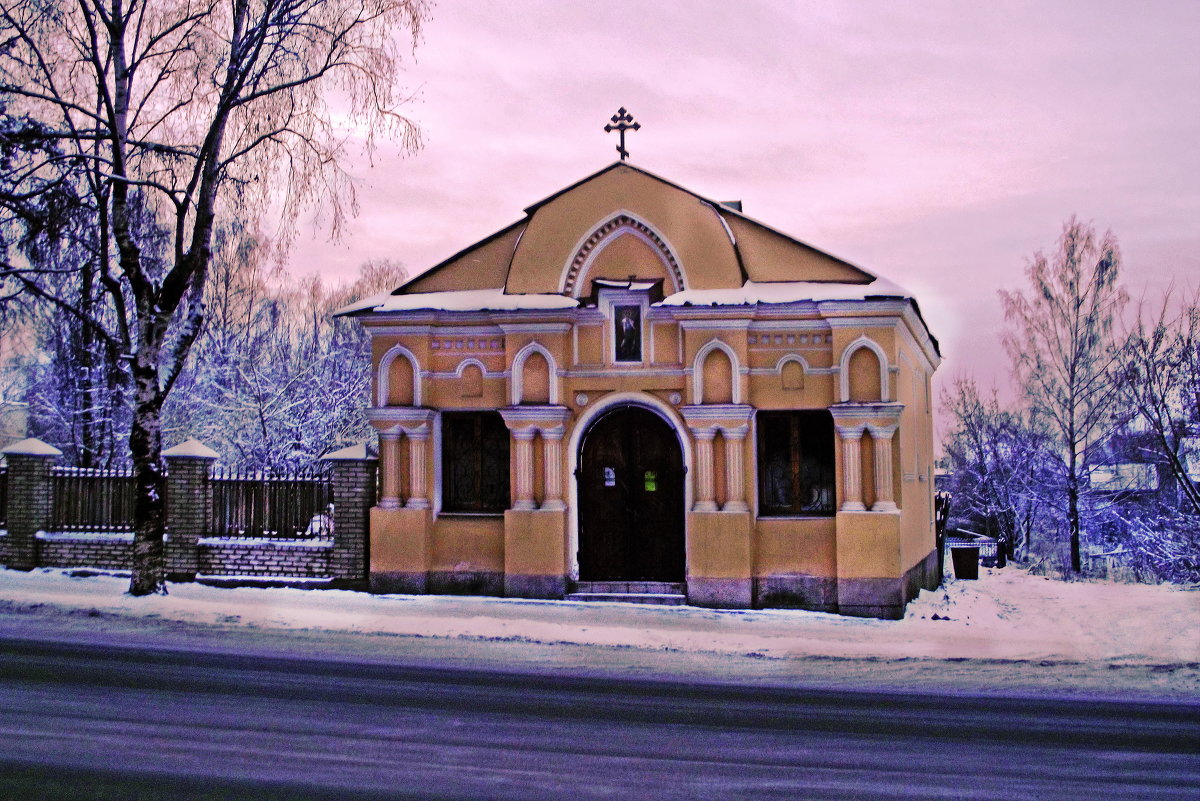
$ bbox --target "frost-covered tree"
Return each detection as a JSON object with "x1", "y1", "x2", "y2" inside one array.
[
  {"x1": 0, "y1": 0, "x2": 429, "y2": 594},
  {"x1": 164, "y1": 242, "x2": 406, "y2": 470},
  {"x1": 1116, "y1": 293, "x2": 1200, "y2": 513},
  {"x1": 1000, "y1": 218, "x2": 1127, "y2": 573},
  {"x1": 9, "y1": 217, "x2": 405, "y2": 471},
  {"x1": 940, "y1": 377, "x2": 1053, "y2": 560}
]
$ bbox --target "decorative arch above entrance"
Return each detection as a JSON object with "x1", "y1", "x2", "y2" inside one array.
[
  {"x1": 575, "y1": 403, "x2": 686, "y2": 582},
  {"x1": 561, "y1": 213, "x2": 686, "y2": 297}
]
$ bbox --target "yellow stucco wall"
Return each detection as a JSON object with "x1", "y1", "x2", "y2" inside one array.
[
  {"x1": 504, "y1": 509, "x2": 569, "y2": 578},
  {"x1": 430, "y1": 514, "x2": 505, "y2": 574},
  {"x1": 896, "y1": 333, "x2": 937, "y2": 574},
  {"x1": 578, "y1": 231, "x2": 675, "y2": 289},
  {"x1": 836, "y1": 511, "x2": 901, "y2": 578},
  {"x1": 370, "y1": 508, "x2": 431, "y2": 574},
  {"x1": 687, "y1": 512, "x2": 753, "y2": 580},
  {"x1": 754, "y1": 517, "x2": 838, "y2": 577}
]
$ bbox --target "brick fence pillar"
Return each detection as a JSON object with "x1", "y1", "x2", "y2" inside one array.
[
  {"x1": 163, "y1": 439, "x2": 218, "y2": 582},
  {"x1": 323, "y1": 444, "x2": 377, "y2": 586},
  {"x1": 1, "y1": 438, "x2": 62, "y2": 571}
]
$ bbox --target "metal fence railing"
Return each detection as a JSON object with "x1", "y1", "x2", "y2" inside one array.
[
  {"x1": 21, "y1": 462, "x2": 334, "y2": 538},
  {"x1": 49, "y1": 466, "x2": 137, "y2": 533},
  {"x1": 210, "y1": 466, "x2": 333, "y2": 539}
]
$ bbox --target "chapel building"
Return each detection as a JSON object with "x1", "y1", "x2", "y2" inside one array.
[{"x1": 339, "y1": 161, "x2": 941, "y2": 618}]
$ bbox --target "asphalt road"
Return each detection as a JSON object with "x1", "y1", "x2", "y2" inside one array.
[{"x1": 0, "y1": 635, "x2": 1197, "y2": 800}]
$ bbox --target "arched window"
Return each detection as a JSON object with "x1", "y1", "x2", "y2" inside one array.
[
  {"x1": 838, "y1": 336, "x2": 889, "y2": 403},
  {"x1": 692, "y1": 339, "x2": 740, "y2": 404}
]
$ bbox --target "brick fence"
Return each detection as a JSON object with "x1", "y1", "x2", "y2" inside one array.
[
  {"x1": 197, "y1": 537, "x2": 332, "y2": 578},
  {"x1": 0, "y1": 438, "x2": 376, "y2": 585}
]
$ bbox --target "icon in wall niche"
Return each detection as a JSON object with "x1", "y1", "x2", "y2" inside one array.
[
  {"x1": 614, "y1": 304, "x2": 642, "y2": 362},
  {"x1": 604, "y1": 467, "x2": 616, "y2": 487}
]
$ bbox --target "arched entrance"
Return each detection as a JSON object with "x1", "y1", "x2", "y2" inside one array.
[{"x1": 577, "y1": 405, "x2": 685, "y2": 581}]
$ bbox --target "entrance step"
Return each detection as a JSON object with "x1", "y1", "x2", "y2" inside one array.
[{"x1": 567, "y1": 581, "x2": 686, "y2": 606}]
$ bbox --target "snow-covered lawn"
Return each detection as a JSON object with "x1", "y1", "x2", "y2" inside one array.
[{"x1": 0, "y1": 565, "x2": 1195, "y2": 696}]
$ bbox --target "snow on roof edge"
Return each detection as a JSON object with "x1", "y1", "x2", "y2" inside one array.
[
  {"x1": 336, "y1": 287, "x2": 579, "y2": 315},
  {"x1": 658, "y1": 277, "x2": 914, "y2": 307},
  {"x1": 162, "y1": 438, "x2": 219, "y2": 460}
]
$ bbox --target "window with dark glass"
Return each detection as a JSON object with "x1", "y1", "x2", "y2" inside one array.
[
  {"x1": 613, "y1": 304, "x2": 642, "y2": 362},
  {"x1": 756, "y1": 410, "x2": 835, "y2": 516},
  {"x1": 442, "y1": 412, "x2": 510, "y2": 513}
]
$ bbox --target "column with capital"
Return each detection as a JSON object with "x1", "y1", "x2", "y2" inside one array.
[
  {"x1": 541, "y1": 425, "x2": 566, "y2": 511},
  {"x1": 721, "y1": 425, "x2": 749, "y2": 513},
  {"x1": 404, "y1": 426, "x2": 431, "y2": 510},
  {"x1": 692, "y1": 427, "x2": 718, "y2": 512},
  {"x1": 837, "y1": 426, "x2": 867, "y2": 512},
  {"x1": 511, "y1": 428, "x2": 538, "y2": 510},
  {"x1": 868, "y1": 425, "x2": 898, "y2": 512},
  {"x1": 377, "y1": 430, "x2": 403, "y2": 510}
]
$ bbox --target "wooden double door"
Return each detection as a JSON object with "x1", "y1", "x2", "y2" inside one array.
[{"x1": 577, "y1": 406, "x2": 685, "y2": 582}]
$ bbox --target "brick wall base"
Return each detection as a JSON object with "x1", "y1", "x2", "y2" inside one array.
[
  {"x1": 2, "y1": 532, "x2": 334, "y2": 579},
  {"x1": 197, "y1": 538, "x2": 331, "y2": 577},
  {"x1": 36, "y1": 533, "x2": 134, "y2": 570}
]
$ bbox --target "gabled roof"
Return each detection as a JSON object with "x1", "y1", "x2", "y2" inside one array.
[
  {"x1": 383, "y1": 218, "x2": 527, "y2": 296},
  {"x1": 336, "y1": 161, "x2": 930, "y2": 352},
  {"x1": 520, "y1": 162, "x2": 874, "y2": 284}
]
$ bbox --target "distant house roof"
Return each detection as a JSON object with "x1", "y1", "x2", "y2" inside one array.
[{"x1": 1090, "y1": 463, "x2": 1159, "y2": 493}]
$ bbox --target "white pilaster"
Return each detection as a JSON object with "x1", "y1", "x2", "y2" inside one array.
[
  {"x1": 378, "y1": 431, "x2": 403, "y2": 510},
  {"x1": 541, "y1": 425, "x2": 566, "y2": 511},
  {"x1": 721, "y1": 425, "x2": 749, "y2": 513},
  {"x1": 868, "y1": 424, "x2": 898, "y2": 512},
  {"x1": 692, "y1": 427, "x2": 718, "y2": 512},
  {"x1": 837, "y1": 425, "x2": 866, "y2": 512},
  {"x1": 404, "y1": 427, "x2": 431, "y2": 510},
  {"x1": 512, "y1": 428, "x2": 538, "y2": 511}
]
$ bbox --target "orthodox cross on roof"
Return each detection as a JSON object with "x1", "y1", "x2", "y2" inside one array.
[{"x1": 604, "y1": 107, "x2": 640, "y2": 161}]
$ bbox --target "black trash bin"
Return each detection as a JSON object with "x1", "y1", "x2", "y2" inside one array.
[{"x1": 950, "y1": 544, "x2": 980, "y2": 580}]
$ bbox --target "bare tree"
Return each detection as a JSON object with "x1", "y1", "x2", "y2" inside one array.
[
  {"x1": 0, "y1": 0, "x2": 429, "y2": 594},
  {"x1": 163, "y1": 250, "x2": 407, "y2": 470},
  {"x1": 940, "y1": 376, "x2": 1052, "y2": 561},
  {"x1": 1000, "y1": 218, "x2": 1127, "y2": 572},
  {"x1": 1116, "y1": 291, "x2": 1200, "y2": 513}
]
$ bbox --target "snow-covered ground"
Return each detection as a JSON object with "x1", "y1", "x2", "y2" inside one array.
[{"x1": 1, "y1": 565, "x2": 1196, "y2": 698}]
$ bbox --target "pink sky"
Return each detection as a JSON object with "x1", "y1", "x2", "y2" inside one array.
[{"x1": 293, "y1": 0, "x2": 1200, "y2": 397}]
